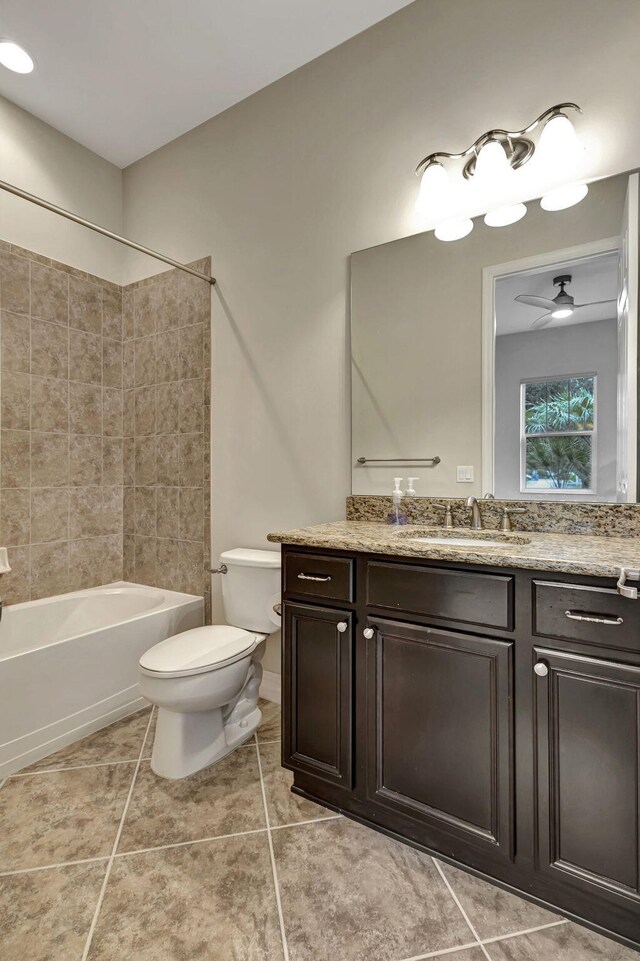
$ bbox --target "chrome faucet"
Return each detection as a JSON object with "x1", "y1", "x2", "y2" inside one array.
[{"x1": 466, "y1": 495, "x2": 482, "y2": 530}]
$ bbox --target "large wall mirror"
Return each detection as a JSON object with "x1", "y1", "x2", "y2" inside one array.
[{"x1": 351, "y1": 170, "x2": 638, "y2": 503}]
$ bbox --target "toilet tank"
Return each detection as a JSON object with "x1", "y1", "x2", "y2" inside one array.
[{"x1": 220, "y1": 548, "x2": 281, "y2": 634}]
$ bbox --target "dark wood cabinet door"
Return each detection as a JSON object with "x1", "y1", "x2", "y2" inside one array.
[
  {"x1": 282, "y1": 602, "x2": 353, "y2": 788},
  {"x1": 365, "y1": 617, "x2": 514, "y2": 859},
  {"x1": 534, "y1": 648, "x2": 640, "y2": 904}
]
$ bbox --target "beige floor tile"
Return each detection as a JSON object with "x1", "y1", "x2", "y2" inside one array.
[
  {"x1": 0, "y1": 861, "x2": 107, "y2": 961},
  {"x1": 437, "y1": 859, "x2": 561, "y2": 940},
  {"x1": 487, "y1": 921, "x2": 638, "y2": 960},
  {"x1": 259, "y1": 740, "x2": 334, "y2": 827},
  {"x1": 257, "y1": 697, "x2": 281, "y2": 742},
  {"x1": 0, "y1": 764, "x2": 134, "y2": 871},
  {"x1": 87, "y1": 834, "x2": 284, "y2": 961},
  {"x1": 23, "y1": 708, "x2": 152, "y2": 772},
  {"x1": 118, "y1": 747, "x2": 266, "y2": 852},
  {"x1": 272, "y1": 817, "x2": 473, "y2": 961}
]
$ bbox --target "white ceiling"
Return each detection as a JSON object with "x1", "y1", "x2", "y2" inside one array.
[
  {"x1": 0, "y1": 0, "x2": 413, "y2": 167},
  {"x1": 495, "y1": 251, "x2": 619, "y2": 336}
]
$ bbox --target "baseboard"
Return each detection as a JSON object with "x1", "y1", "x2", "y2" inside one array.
[{"x1": 260, "y1": 669, "x2": 281, "y2": 704}]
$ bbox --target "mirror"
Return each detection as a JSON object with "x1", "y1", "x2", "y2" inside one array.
[{"x1": 351, "y1": 170, "x2": 638, "y2": 502}]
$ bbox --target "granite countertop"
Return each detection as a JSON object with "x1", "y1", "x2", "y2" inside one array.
[{"x1": 267, "y1": 520, "x2": 640, "y2": 578}]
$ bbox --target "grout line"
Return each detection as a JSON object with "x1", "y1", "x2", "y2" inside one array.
[
  {"x1": 432, "y1": 859, "x2": 493, "y2": 961},
  {"x1": 481, "y1": 918, "x2": 569, "y2": 944},
  {"x1": 256, "y1": 738, "x2": 281, "y2": 746},
  {"x1": 114, "y1": 827, "x2": 269, "y2": 860},
  {"x1": 0, "y1": 854, "x2": 110, "y2": 878},
  {"x1": 396, "y1": 940, "x2": 482, "y2": 961},
  {"x1": 270, "y1": 814, "x2": 342, "y2": 831},
  {"x1": 80, "y1": 709, "x2": 154, "y2": 961},
  {"x1": 10, "y1": 758, "x2": 141, "y2": 777},
  {"x1": 255, "y1": 736, "x2": 290, "y2": 961}
]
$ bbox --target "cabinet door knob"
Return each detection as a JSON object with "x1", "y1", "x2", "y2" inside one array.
[
  {"x1": 363, "y1": 627, "x2": 374, "y2": 639},
  {"x1": 534, "y1": 661, "x2": 549, "y2": 677},
  {"x1": 337, "y1": 621, "x2": 348, "y2": 633}
]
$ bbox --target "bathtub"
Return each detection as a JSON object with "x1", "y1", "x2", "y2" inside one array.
[{"x1": 0, "y1": 581, "x2": 203, "y2": 777}]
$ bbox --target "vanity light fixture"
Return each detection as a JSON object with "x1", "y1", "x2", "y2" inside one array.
[
  {"x1": 0, "y1": 39, "x2": 34, "y2": 73},
  {"x1": 415, "y1": 103, "x2": 584, "y2": 239},
  {"x1": 434, "y1": 218, "x2": 474, "y2": 242}
]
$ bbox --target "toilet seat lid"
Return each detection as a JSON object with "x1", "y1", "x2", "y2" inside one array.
[{"x1": 140, "y1": 625, "x2": 260, "y2": 677}]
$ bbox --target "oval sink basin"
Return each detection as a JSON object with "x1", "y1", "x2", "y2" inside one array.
[
  {"x1": 394, "y1": 528, "x2": 531, "y2": 547},
  {"x1": 409, "y1": 535, "x2": 516, "y2": 548}
]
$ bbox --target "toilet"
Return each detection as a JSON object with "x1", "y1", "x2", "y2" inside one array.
[{"x1": 139, "y1": 548, "x2": 281, "y2": 779}]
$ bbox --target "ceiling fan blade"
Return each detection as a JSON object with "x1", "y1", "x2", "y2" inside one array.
[
  {"x1": 574, "y1": 299, "x2": 617, "y2": 308},
  {"x1": 530, "y1": 312, "x2": 553, "y2": 330},
  {"x1": 516, "y1": 294, "x2": 556, "y2": 310}
]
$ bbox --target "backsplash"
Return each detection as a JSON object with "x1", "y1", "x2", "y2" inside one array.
[{"x1": 346, "y1": 495, "x2": 640, "y2": 537}]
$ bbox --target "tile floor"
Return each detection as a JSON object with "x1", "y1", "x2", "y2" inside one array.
[{"x1": 1, "y1": 699, "x2": 637, "y2": 961}]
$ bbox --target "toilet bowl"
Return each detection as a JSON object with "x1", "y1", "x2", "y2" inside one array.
[{"x1": 140, "y1": 548, "x2": 281, "y2": 779}]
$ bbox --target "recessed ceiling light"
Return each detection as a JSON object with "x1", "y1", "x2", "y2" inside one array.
[{"x1": 0, "y1": 39, "x2": 34, "y2": 74}]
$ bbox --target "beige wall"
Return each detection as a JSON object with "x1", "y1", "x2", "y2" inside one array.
[
  {"x1": 121, "y1": 0, "x2": 640, "y2": 672},
  {"x1": 0, "y1": 96, "x2": 124, "y2": 282}
]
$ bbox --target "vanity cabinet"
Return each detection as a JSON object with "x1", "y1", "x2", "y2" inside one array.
[{"x1": 280, "y1": 546, "x2": 640, "y2": 949}]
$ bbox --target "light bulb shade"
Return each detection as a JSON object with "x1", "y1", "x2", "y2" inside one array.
[
  {"x1": 0, "y1": 40, "x2": 34, "y2": 74},
  {"x1": 484, "y1": 203, "x2": 527, "y2": 227},
  {"x1": 551, "y1": 307, "x2": 574, "y2": 320},
  {"x1": 537, "y1": 112, "x2": 583, "y2": 167},
  {"x1": 474, "y1": 140, "x2": 512, "y2": 187},
  {"x1": 434, "y1": 218, "x2": 474, "y2": 242},
  {"x1": 415, "y1": 161, "x2": 449, "y2": 214},
  {"x1": 540, "y1": 183, "x2": 588, "y2": 211}
]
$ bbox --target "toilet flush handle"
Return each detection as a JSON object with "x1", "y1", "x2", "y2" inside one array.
[{"x1": 210, "y1": 564, "x2": 228, "y2": 575}]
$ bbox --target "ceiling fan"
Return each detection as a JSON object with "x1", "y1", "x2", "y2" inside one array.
[{"x1": 515, "y1": 274, "x2": 616, "y2": 329}]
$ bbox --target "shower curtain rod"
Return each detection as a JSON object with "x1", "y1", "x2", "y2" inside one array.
[{"x1": 0, "y1": 178, "x2": 216, "y2": 285}]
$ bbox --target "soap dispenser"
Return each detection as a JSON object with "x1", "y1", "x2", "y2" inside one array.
[
  {"x1": 387, "y1": 477, "x2": 409, "y2": 526},
  {"x1": 406, "y1": 477, "x2": 419, "y2": 496}
]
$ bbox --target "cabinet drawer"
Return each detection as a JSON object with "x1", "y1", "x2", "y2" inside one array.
[
  {"x1": 284, "y1": 552, "x2": 354, "y2": 602},
  {"x1": 367, "y1": 561, "x2": 514, "y2": 631},
  {"x1": 533, "y1": 580, "x2": 640, "y2": 653}
]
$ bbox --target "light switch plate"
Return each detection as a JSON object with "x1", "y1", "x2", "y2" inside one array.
[{"x1": 456, "y1": 465, "x2": 474, "y2": 483}]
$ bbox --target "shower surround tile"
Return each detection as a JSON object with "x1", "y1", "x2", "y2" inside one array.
[{"x1": 0, "y1": 245, "x2": 211, "y2": 609}]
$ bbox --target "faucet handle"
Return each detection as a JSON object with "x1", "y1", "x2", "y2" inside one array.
[
  {"x1": 500, "y1": 506, "x2": 526, "y2": 532},
  {"x1": 433, "y1": 503, "x2": 454, "y2": 528}
]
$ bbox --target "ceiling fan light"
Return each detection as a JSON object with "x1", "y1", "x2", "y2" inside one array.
[
  {"x1": 415, "y1": 161, "x2": 449, "y2": 214},
  {"x1": 0, "y1": 40, "x2": 34, "y2": 74},
  {"x1": 540, "y1": 183, "x2": 589, "y2": 211},
  {"x1": 434, "y1": 218, "x2": 474, "y2": 242},
  {"x1": 484, "y1": 203, "x2": 527, "y2": 227},
  {"x1": 551, "y1": 306, "x2": 574, "y2": 320}
]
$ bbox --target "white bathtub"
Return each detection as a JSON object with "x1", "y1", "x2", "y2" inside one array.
[{"x1": 0, "y1": 581, "x2": 203, "y2": 777}]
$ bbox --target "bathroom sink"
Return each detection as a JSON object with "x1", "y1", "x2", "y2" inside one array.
[{"x1": 394, "y1": 528, "x2": 531, "y2": 548}]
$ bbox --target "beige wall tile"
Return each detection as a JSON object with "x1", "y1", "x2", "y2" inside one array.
[
  {"x1": 69, "y1": 487, "x2": 103, "y2": 538},
  {"x1": 134, "y1": 535, "x2": 156, "y2": 584},
  {"x1": 123, "y1": 437, "x2": 135, "y2": 487},
  {"x1": 123, "y1": 487, "x2": 135, "y2": 533},
  {"x1": 134, "y1": 386, "x2": 155, "y2": 436},
  {"x1": 157, "y1": 434, "x2": 180, "y2": 486},
  {"x1": 69, "y1": 435, "x2": 102, "y2": 486},
  {"x1": 155, "y1": 329, "x2": 180, "y2": 383},
  {"x1": 179, "y1": 539, "x2": 204, "y2": 595},
  {"x1": 103, "y1": 387, "x2": 123, "y2": 436},
  {"x1": 30, "y1": 263, "x2": 68, "y2": 324},
  {"x1": 156, "y1": 487, "x2": 179, "y2": 538},
  {"x1": 103, "y1": 337, "x2": 123, "y2": 389},
  {"x1": 179, "y1": 324, "x2": 204, "y2": 380},
  {"x1": 0, "y1": 488, "x2": 30, "y2": 546},
  {"x1": 31, "y1": 432, "x2": 68, "y2": 488},
  {"x1": 31, "y1": 488, "x2": 69, "y2": 544},
  {"x1": 103, "y1": 286, "x2": 123, "y2": 340},
  {"x1": 179, "y1": 433, "x2": 204, "y2": 487},
  {"x1": 156, "y1": 536, "x2": 181, "y2": 587},
  {"x1": 2, "y1": 545, "x2": 30, "y2": 603},
  {"x1": 179, "y1": 379, "x2": 204, "y2": 432},
  {"x1": 1, "y1": 370, "x2": 30, "y2": 430},
  {"x1": 1, "y1": 310, "x2": 30, "y2": 373},
  {"x1": 179, "y1": 488, "x2": 204, "y2": 542},
  {"x1": 156, "y1": 275, "x2": 180, "y2": 331},
  {"x1": 0, "y1": 252, "x2": 30, "y2": 315},
  {"x1": 122, "y1": 289, "x2": 135, "y2": 342},
  {"x1": 31, "y1": 376, "x2": 69, "y2": 433},
  {"x1": 123, "y1": 341, "x2": 135, "y2": 389},
  {"x1": 134, "y1": 486, "x2": 156, "y2": 536},
  {"x1": 31, "y1": 319, "x2": 69, "y2": 379},
  {"x1": 69, "y1": 382, "x2": 102, "y2": 435},
  {"x1": 69, "y1": 329, "x2": 103, "y2": 385},
  {"x1": 178, "y1": 270, "x2": 210, "y2": 328},
  {"x1": 31, "y1": 540, "x2": 69, "y2": 599},
  {"x1": 133, "y1": 285, "x2": 156, "y2": 339},
  {"x1": 123, "y1": 534, "x2": 135, "y2": 580},
  {"x1": 103, "y1": 437, "x2": 124, "y2": 486},
  {"x1": 134, "y1": 335, "x2": 155, "y2": 387},
  {"x1": 123, "y1": 389, "x2": 135, "y2": 437},
  {"x1": 1, "y1": 430, "x2": 30, "y2": 488},
  {"x1": 69, "y1": 276, "x2": 103, "y2": 334},
  {"x1": 134, "y1": 436, "x2": 156, "y2": 486},
  {"x1": 156, "y1": 382, "x2": 180, "y2": 434}
]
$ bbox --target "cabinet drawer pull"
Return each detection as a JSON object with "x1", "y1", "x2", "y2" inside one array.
[
  {"x1": 337, "y1": 621, "x2": 348, "y2": 633},
  {"x1": 297, "y1": 573, "x2": 333, "y2": 582},
  {"x1": 564, "y1": 610, "x2": 623, "y2": 626},
  {"x1": 363, "y1": 627, "x2": 375, "y2": 639}
]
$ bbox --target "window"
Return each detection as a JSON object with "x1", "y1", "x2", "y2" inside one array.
[{"x1": 521, "y1": 375, "x2": 596, "y2": 492}]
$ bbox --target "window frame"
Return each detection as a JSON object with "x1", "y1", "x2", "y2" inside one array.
[{"x1": 519, "y1": 372, "x2": 598, "y2": 496}]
